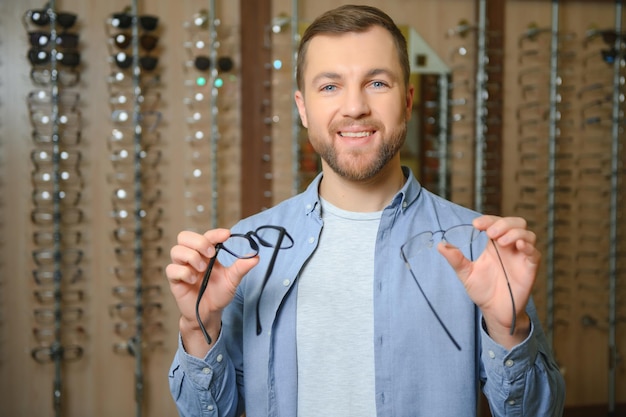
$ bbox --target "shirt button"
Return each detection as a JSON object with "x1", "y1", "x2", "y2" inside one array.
[
  {"x1": 216, "y1": 354, "x2": 223, "y2": 363},
  {"x1": 488, "y1": 350, "x2": 496, "y2": 359},
  {"x1": 402, "y1": 201, "x2": 408, "y2": 208},
  {"x1": 283, "y1": 279, "x2": 290, "y2": 286},
  {"x1": 308, "y1": 237, "x2": 315, "y2": 244},
  {"x1": 202, "y1": 367, "x2": 211, "y2": 374},
  {"x1": 208, "y1": 405, "x2": 214, "y2": 411},
  {"x1": 508, "y1": 400, "x2": 516, "y2": 405},
  {"x1": 505, "y1": 359, "x2": 514, "y2": 367}
]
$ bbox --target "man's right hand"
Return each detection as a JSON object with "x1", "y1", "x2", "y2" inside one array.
[{"x1": 166, "y1": 228, "x2": 259, "y2": 357}]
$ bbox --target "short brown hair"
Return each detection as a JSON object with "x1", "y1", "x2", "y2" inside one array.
[{"x1": 296, "y1": 5, "x2": 410, "y2": 92}]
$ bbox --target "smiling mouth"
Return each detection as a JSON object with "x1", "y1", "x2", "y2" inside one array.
[{"x1": 339, "y1": 131, "x2": 375, "y2": 138}]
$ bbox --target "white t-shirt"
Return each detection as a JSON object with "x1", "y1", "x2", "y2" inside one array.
[{"x1": 296, "y1": 198, "x2": 381, "y2": 417}]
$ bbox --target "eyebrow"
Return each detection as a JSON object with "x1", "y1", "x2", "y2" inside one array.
[{"x1": 310, "y1": 68, "x2": 398, "y2": 87}]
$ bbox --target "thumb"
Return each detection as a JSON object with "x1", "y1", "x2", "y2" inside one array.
[
  {"x1": 227, "y1": 256, "x2": 260, "y2": 285},
  {"x1": 437, "y1": 242, "x2": 472, "y2": 282}
]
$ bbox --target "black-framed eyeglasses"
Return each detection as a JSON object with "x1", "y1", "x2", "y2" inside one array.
[
  {"x1": 107, "y1": 12, "x2": 159, "y2": 32},
  {"x1": 110, "y1": 52, "x2": 158, "y2": 71},
  {"x1": 400, "y1": 224, "x2": 516, "y2": 351},
  {"x1": 23, "y1": 8, "x2": 77, "y2": 31},
  {"x1": 28, "y1": 47, "x2": 81, "y2": 68},
  {"x1": 196, "y1": 225, "x2": 294, "y2": 345},
  {"x1": 28, "y1": 31, "x2": 79, "y2": 49},
  {"x1": 109, "y1": 32, "x2": 158, "y2": 51}
]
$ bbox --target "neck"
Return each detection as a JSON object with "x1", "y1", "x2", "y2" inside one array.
[{"x1": 318, "y1": 159, "x2": 406, "y2": 212}]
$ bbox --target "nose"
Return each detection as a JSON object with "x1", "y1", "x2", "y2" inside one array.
[{"x1": 340, "y1": 87, "x2": 370, "y2": 118}]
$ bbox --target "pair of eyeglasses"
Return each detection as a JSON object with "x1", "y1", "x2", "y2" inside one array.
[
  {"x1": 110, "y1": 207, "x2": 163, "y2": 226},
  {"x1": 28, "y1": 47, "x2": 80, "y2": 67},
  {"x1": 31, "y1": 148, "x2": 81, "y2": 168},
  {"x1": 30, "y1": 110, "x2": 82, "y2": 134},
  {"x1": 34, "y1": 306, "x2": 83, "y2": 325},
  {"x1": 108, "y1": 128, "x2": 161, "y2": 148},
  {"x1": 112, "y1": 284, "x2": 161, "y2": 301},
  {"x1": 114, "y1": 246, "x2": 163, "y2": 263},
  {"x1": 110, "y1": 148, "x2": 162, "y2": 169},
  {"x1": 33, "y1": 248, "x2": 83, "y2": 267},
  {"x1": 33, "y1": 325, "x2": 85, "y2": 344},
  {"x1": 107, "y1": 168, "x2": 161, "y2": 186},
  {"x1": 583, "y1": 28, "x2": 626, "y2": 47},
  {"x1": 31, "y1": 168, "x2": 83, "y2": 188},
  {"x1": 185, "y1": 55, "x2": 235, "y2": 72},
  {"x1": 31, "y1": 343, "x2": 83, "y2": 364},
  {"x1": 34, "y1": 288, "x2": 84, "y2": 305},
  {"x1": 112, "y1": 225, "x2": 163, "y2": 245},
  {"x1": 110, "y1": 52, "x2": 158, "y2": 71},
  {"x1": 31, "y1": 207, "x2": 83, "y2": 226},
  {"x1": 32, "y1": 188, "x2": 82, "y2": 207},
  {"x1": 110, "y1": 109, "x2": 162, "y2": 131},
  {"x1": 28, "y1": 89, "x2": 80, "y2": 111},
  {"x1": 28, "y1": 31, "x2": 79, "y2": 49},
  {"x1": 400, "y1": 224, "x2": 516, "y2": 351},
  {"x1": 109, "y1": 301, "x2": 162, "y2": 321},
  {"x1": 32, "y1": 130, "x2": 81, "y2": 147},
  {"x1": 23, "y1": 8, "x2": 77, "y2": 31},
  {"x1": 33, "y1": 266, "x2": 83, "y2": 286},
  {"x1": 33, "y1": 230, "x2": 82, "y2": 247},
  {"x1": 107, "y1": 12, "x2": 158, "y2": 32},
  {"x1": 109, "y1": 91, "x2": 161, "y2": 111},
  {"x1": 31, "y1": 67, "x2": 80, "y2": 87},
  {"x1": 113, "y1": 338, "x2": 163, "y2": 357},
  {"x1": 196, "y1": 225, "x2": 294, "y2": 345},
  {"x1": 109, "y1": 32, "x2": 158, "y2": 51},
  {"x1": 111, "y1": 187, "x2": 161, "y2": 209},
  {"x1": 110, "y1": 265, "x2": 163, "y2": 282},
  {"x1": 114, "y1": 320, "x2": 163, "y2": 339},
  {"x1": 107, "y1": 71, "x2": 160, "y2": 91}
]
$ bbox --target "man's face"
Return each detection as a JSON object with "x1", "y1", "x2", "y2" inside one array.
[{"x1": 295, "y1": 26, "x2": 414, "y2": 182}]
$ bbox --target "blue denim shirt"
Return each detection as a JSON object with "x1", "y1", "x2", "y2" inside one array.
[{"x1": 169, "y1": 168, "x2": 565, "y2": 417}]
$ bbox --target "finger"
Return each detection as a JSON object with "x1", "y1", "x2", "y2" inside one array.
[
  {"x1": 165, "y1": 263, "x2": 197, "y2": 285},
  {"x1": 223, "y1": 257, "x2": 260, "y2": 290},
  {"x1": 178, "y1": 228, "x2": 230, "y2": 258},
  {"x1": 471, "y1": 214, "x2": 501, "y2": 231},
  {"x1": 437, "y1": 242, "x2": 472, "y2": 282},
  {"x1": 169, "y1": 244, "x2": 208, "y2": 273}
]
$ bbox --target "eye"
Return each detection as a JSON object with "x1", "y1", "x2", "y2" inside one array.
[
  {"x1": 371, "y1": 80, "x2": 388, "y2": 89},
  {"x1": 321, "y1": 84, "x2": 337, "y2": 92}
]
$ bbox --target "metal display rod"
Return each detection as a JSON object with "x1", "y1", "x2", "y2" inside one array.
[
  {"x1": 208, "y1": 0, "x2": 218, "y2": 228},
  {"x1": 608, "y1": 2, "x2": 622, "y2": 414},
  {"x1": 473, "y1": 0, "x2": 487, "y2": 212},
  {"x1": 291, "y1": 0, "x2": 300, "y2": 195},
  {"x1": 437, "y1": 74, "x2": 450, "y2": 198},
  {"x1": 545, "y1": 0, "x2": 560, "y2": 350},
  {"x1": 130, "y1": 0, "x2": 144, "y2": 415},
  {"x1": 45, "y1": 2, "x2": 64, "y2": 415}
]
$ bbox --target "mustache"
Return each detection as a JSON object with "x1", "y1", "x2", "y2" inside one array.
[{"x1": 330, "y1": 118, "x2": 384, "y2": 133}]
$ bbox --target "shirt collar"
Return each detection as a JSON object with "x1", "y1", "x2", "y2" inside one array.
[{"x1": 301, "y1": 167, "x2": 422, "y2": 216}]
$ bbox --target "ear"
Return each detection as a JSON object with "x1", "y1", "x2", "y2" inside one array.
[
  {"x1": 294, "y1": 90, "x2": 308, "y2": 128},
  {"x1": 405, "y1": 85, "x2": 415, "y2": 120}
]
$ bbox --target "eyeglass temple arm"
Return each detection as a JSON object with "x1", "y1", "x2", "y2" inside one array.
[
  {"x1": 255, "y1": 231, "x2": 286, "y2": 335},
  {"x1": 196, "y1": 251, "x2": 221, "y2": 345},
  {"x1": 490, "y1": 239, "x2": 517, "y2": 336},
  {"x1": 403, "y1": 261, "x2": 462, "y2": 351}
]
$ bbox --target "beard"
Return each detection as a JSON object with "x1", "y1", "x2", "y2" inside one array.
[{"x1": 309, "y1": 118, "x2": 407, "y2": 181}]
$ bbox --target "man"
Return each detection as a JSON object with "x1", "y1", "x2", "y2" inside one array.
[{"x1": 166, "y1": 5, "x2": 565, "y2": 416}]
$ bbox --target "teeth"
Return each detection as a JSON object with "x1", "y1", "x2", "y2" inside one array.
[{"x1": 340, "y1": 131, "x2": 373, "y2": 138}]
